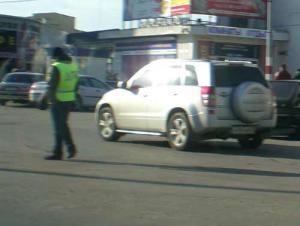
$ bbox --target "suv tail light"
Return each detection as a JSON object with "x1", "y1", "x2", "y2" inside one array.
[{"x1": 201, "y1": 86, "x2": 216, "y2": 107}]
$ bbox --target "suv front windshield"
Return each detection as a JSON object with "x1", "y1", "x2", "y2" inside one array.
[{"x1": 214, "y1": 65, "x2": 268, "y2": 87}]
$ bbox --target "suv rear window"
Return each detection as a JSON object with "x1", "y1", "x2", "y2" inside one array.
[
  {"x1": 3, "y1": 73, "x2": 44, "y2": 84},
  {"x1": 214, "y1": 65, "x2": 268, "y2": 87}
]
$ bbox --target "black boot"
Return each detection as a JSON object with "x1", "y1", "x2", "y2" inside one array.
[
  {"x1": 44, "y1": 154, "x2": 63, "y2": 160},
  {"x1": 67, "y1": 146, "x2": 77, "y2": 159}
]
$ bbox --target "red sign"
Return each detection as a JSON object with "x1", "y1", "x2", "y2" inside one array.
[
  {"x1": 172, "y1": 4, "x2": 191, "y2": 15},
  {"x1": 171, "y1": 0, "x2": 191, "y2": 16},
  {"x1": 192, "y1": 0, "x2": 267, "y2": 19}
]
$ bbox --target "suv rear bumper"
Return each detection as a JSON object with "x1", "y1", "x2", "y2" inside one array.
[
  {"x1": 0, "y1": 93, "x2": 29, "y2": 102},
  {"x1": 191, "y1": 127, "x2": 272, "y2": 140},
  {"x1": 188, "y1": 113, "x2": 275, "y2": 139}
]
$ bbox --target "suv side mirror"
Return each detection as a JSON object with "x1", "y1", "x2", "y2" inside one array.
[{"x1": 117, "y1": 81, "x2": 127, "y2": 89}]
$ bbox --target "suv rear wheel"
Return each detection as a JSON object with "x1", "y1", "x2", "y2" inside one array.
[
  {"x1": 238, "y1": 134, "x2": 263, "y2": 150},
  {"x1": 167, "y1": 112, "x2": 192, "y2": 151},
  {"x1": 98, "y1": 107, "x2": 120, "y2": 141}
]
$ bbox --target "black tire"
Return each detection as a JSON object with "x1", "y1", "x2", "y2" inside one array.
[
  {"x1": 0, "y1": 100, "x2": 6, "y2": 106},
  {"x1": 97, "y1": 107, "x2": 120, "y2": 141},
  {"x1": 167, "y1": 112, "x2": 192, "y2": 151},
  {"x1": 289, "y1": 127, "x2": 300, "y2": 141},
  {"x1": 238, "y1": 134, "x2": 263, "y2": 150},
  {"x1": 74, "y1": 95, "x2": 83, "y2": 111}
]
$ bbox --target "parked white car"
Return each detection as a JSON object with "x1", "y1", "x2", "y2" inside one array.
[
  {"x1": 29, "y1": 75, "x2": 112, "y2": 110},
  {"x1": 95, "y1": 59, "x2": 276, "y2": 151}
]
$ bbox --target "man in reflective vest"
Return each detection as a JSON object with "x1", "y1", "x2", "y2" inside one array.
[{"x1": 45, "y1": 47, "x2": 79, "y2": 160}]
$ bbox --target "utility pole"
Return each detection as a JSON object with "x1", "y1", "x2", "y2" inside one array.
[{"x1": 265, "y1": 0, "x2": 273, "y2": 80}]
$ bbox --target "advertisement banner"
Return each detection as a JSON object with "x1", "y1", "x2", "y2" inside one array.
[
  {"x1": 191, "y1": 0, "x2": 267, "y2": 19},
  {"x1": 123, "y1": 0, "x2": 191, "y2": 20},
  {"x1": 0, "y1": 30, "x2": 17, "y2": 58},
  {"x1": 171, "y1": 0, "x2": 191, "y2": 16},
  {"x1": 124, "y1": 0, "x2": 163, "y2": 20}
]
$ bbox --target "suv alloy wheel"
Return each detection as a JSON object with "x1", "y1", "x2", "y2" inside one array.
[
  {"x1": 98, "y1": 107, "x2": 120, "y2": 141},
  {"x1": 167, "y1": 112, "x2": 192, "y2": 151}
]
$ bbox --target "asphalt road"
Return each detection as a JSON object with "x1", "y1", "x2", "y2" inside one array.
[{"x1": 1, "y1": 103, "x2": 300, "y2": 226}]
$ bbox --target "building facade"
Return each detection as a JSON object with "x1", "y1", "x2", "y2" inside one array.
[
  {"x1": 67, "y1": 23, "x2": 288, "y2": 81},
  {"x1": 272, "y1": 0, "x2": 300, "y2": 75},
  {"x1": 0, "y1": 14, "x2": 41, "y2": 78},
  {"x1": 0, "y1": 13, "x2": 78, "y2": 79}
]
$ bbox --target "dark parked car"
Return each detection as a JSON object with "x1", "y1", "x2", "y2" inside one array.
[
  {"x1": 270, "y1": 80, "x2": 300, "y2": 139},
  {"x1": 0, "y1": 72, "x2": 45, "y2": 105}
]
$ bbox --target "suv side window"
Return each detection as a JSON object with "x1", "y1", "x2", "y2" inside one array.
[
  {"x1": 214, "y1": 65, "x2": 268, "y2": 87},
  {"x1": 155, "y1": 65, "x2": 181, "y2": 86},
  {"x1": 131, "y1": 70, "x2": 153, "y2": 88},
  {"x1": 183, "y1": 65, "x2": 198, "y2": 86}
]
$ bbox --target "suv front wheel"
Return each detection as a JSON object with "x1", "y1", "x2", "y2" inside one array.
[
  {"x1": 238, "y1": 134, "x2": 263, "y2": 150},
  {"x1": 98, "y1": 107, "x2": 120, "y2": 141},
  {"x1": 167, "y1": 112, "x2": 192, "y2": 151}
]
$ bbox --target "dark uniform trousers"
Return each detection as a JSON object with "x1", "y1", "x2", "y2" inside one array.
[{"x1": 51, "y1": 101, "x2": 75, "y2": 156}]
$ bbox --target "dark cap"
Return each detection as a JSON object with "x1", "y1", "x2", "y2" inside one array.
[{"x1": 52, "y1": 47, "x2": 65, "y2": 59}]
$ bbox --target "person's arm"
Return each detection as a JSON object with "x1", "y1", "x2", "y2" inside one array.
[{"x1": 48, "y1": 66, "x2": 59, "y2": 104}]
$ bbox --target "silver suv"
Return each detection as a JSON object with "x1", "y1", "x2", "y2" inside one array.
[{"x1": 95, "y1": 59, "x2": 276, "y2": 150}]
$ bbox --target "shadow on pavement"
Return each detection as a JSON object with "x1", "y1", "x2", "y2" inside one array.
[
  {"x1": 0, "y1": 167, "x2": 300, "y2": 195},
  {"x1": 70, "y1": 159, "x2": 300, "y2": 178},
  {"x1": 119, "y1": 139, "x2": 300, "y2": 160}
]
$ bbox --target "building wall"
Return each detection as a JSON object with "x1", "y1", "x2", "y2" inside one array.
[
  {"x1": 33, "y1": 13, "x2": 76, "y2": 33},
  {"x1": 177, "y1": 35, "x2": 195, "y2": 59},
  {"x1": 32, "y1": 13, "x2": 77, "y2": 48},
  {"x1": 0, "y1": 14, "x2": 42, "y2": 78},
  {"x1": 272, "y1": 0, "x2": 300, "y2": 75}
]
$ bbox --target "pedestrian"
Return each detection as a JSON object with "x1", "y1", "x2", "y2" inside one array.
[
  {"x1": 45, "y1": 47, "x2": 79, "y2": 160},
  {"x1": 274, "y1": 64, "x2": 292, "y2": 80},
  {"x1": 293, "y1": 69, "x2": 300, "y2": 80}
]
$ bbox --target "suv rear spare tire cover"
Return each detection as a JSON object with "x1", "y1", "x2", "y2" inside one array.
[{"x1": 232, "y1": 82, "x2": 272, "y2": 123}]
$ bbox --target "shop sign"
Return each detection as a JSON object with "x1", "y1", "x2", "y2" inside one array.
[
  {"x1": 199, "y1": 41, "x2": 259, "y2": 60},
  {"x1": 139, "y1": 16, "x2": 190, "y2": 28},
  {"x1": 211, "y1": 43, "x2": 259, "y2": 59},
  {"x1": 191, "y1": 0, "x2": 267, "y2": 19},
  {"x1": 207, "y1": 26, "x2": 266, "y2": 39},
  {"x1": 116, "y1": 39, "x2": 177, "y2": 55}
]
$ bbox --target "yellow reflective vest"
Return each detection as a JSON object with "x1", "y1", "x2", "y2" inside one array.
[{"x1": 52, "y1": 62, "x2": 79, "y2": 102}]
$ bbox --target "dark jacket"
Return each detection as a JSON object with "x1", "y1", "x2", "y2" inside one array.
[{"x1": 275, "y1": 70, "x2": 292, "y2": 80}]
